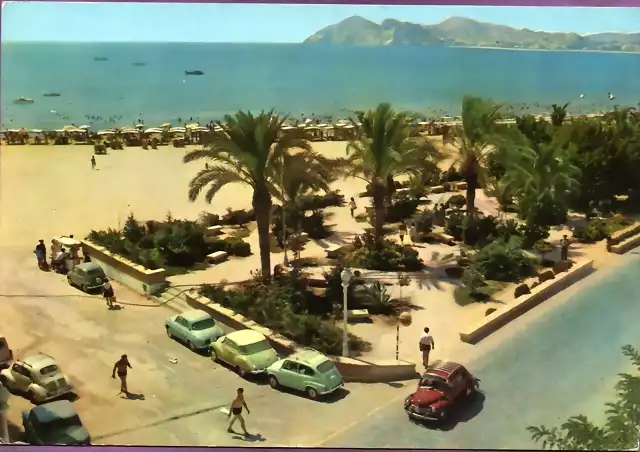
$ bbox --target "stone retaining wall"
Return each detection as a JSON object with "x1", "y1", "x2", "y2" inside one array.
[
  {"x1": 182, "y1": 290, "x2": 418, "y2": 382},
  {"x1": 459, "y1": 259, "x2": 594, "y2": 344},
  {"x1": 81, "y1": 240, "x2": 167, "y2": 295}
]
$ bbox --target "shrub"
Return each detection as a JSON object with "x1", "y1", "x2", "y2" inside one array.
[
  {"x1": 463, "y1": 215, "x2": 499, "y2": 247},
  {"x1": 198, "y1": 212, "x2": 220, "y2": 227},
  {"x1": 572, "y1": 218, "x2": 615, "y2": 243},
  {"x1": 518, "y1": 223, "x2": 550, "y2": 249},
  {"x1": 412, "y1": 211, "x2": 434, "y2": 236},
  {"x1": 496, "y1": 218, "x2": 522, "y2": 241},
  {"x1": 297, "y1": 191, "x2": 345, "y2": 211},
  {"x1": 471, "y1": 236, "x2": 535, "y2": 282},
  {"x1": 440, "y1": 166, "x2": 464, "y2": 183},
  {"x1": 199, "y1": 275, "x2": 368, "y2": 356},
  {"x1": 348, "y1": 234, "x2": 423, "y2": 271},
  {"x1": 447, "y1": 194, "x2": 466, "y2": 209},
  {"x1": 386, "y1": 195, "x2": 420, "y2": 223},
  {"x1": 445, "y1": 211, "x2": 465, "y2": 241},
  {"x1": 226, "y1": 238, "x2": 252, "y2": 257},
  {"x1": 219, "y1": 208, "x2": 255, "y2": 226},
  {"x1": 301, "y1": 211, "x2": 331, "y2": 239}
]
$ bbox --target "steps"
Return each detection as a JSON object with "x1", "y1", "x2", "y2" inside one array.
[{"x1": 152, "y1": 285, "x2": 199, "y2": 314}]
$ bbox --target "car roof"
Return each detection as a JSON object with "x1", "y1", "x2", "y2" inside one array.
[
  {"x1": 227, "y1": 329, "x2": 266, "y2": 346},
  {"x1": 76, "y1": 262, "x2": 103, "y2": 272},
  {"x1": 423, "y1": 361, "x2": 463, "y2": 379},
  {"x1": 178, "y1": 309, "x2": 212, "y2": 323},
  {"x1": 21, "y1": 353, "x2": 57, "y2": 369},
  {"x1": 287, "y1": 348, "x2": 328, "y2": 367},
  {"x1": 30, "y1": 400, "x2": 78, "y2": 423}
]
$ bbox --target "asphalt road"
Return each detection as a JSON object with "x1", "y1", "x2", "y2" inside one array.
[
  {"x1": 322, "y1": 251, "x2": 640, "y2": 448},
  {"x1": 0, "y1": 249, "x2": 405, "y2": 447}
]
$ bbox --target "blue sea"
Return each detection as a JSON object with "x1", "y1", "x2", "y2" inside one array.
[{"x1": 2, "y1": 42, "x2": 640, "y2": 130}]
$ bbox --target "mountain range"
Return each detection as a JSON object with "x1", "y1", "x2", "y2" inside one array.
[{"x1": 303, "y1": 16, "x2": 640, "y2": 53}]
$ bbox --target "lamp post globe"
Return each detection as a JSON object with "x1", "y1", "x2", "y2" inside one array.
[{"x1": 340, "y1": 268, "x2": 353, "y2": 357}]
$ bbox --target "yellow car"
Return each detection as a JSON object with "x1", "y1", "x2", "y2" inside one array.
[{"x1": 211, "y1": 330, "x2": 278, "y2": 378}]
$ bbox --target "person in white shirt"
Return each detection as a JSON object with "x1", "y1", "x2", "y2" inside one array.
[
  {"x1": 419, "y1": 327, "x2": 435, "y2": 369},
  {"x1": 103, "y1": 279, "x2": 115, "y2": 308}
]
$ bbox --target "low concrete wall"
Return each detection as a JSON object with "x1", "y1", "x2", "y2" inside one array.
[
  {"x1": 81, "y1": 240, "x2": 167, "y2": 295},
  {"x1": 183, "y1": 290, "x2": 418, "y2": 382},
  {"x1": 610, "y1": 233, "x2": 640, "y2": 255},
  {"x1": 611, "y1": 222, "x2": 640, "y2": 244},
  {"x1": 459, "y1": 259, "x2": 594, "y2": 344}
]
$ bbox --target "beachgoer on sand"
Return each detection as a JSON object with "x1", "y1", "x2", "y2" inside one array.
[
  {"x1": 112, "y1": 354, "x2": 132, "y2": 394},
  {"x1": 349, "y1": 197, "x2": 357, "y2": 217},
  {"x1": 399, "y1": 221, "x2": 408, "y2": 243},
  {"x1": 103, "y1": 279, "x2": 116, "y2": 308},
  {"x1": 560, "y1": 235, "x2": 571, "y2": 261},
  {"x1": 419, "y1": 327, "x2": 435, "y2": 369},
  {"x1": 227, "y1": 388, "x2": 250, "y2": 435},
  {"x1": 91, "y1": 156, "x2": 96, "y2": 170}
]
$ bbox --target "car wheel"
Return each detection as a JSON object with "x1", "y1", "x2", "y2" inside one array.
[
  {"x1": 80, "y1": 284, "x2": 88, "y2": 293},
  {"x1": 305, "y1": 387, "x2": 318, "y2": 400},
  {"x1": 236, "y1": 366, "x2": 246, "y2": 378},
  {"x1": 27, "y1": 390, "x2": 38, "y2": 404},
  {"x1": 211, "y1": 350, "x2": 218, "y2": 362},
  {"x1": 66, "y1": 275, "x2": 73, "y2": 286},
  {"x1": 187, "y1": 341, "x2": 197, "y2": 352},
  {"x1": 166, "y1": 328, "x2": 174, "y2": 339},
  {"x1": 268, "y1": 375, "x2": 279, "y2": 389}
]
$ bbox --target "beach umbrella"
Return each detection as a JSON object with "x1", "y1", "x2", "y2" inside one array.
[
  {"x1": 29, "y1": 129, "x2": 43, "y2": 133},
  {"x1": 159, "y1": 123, "x2": 171, "y2": 128},
  {"x1": 297, "y1": 124, "x2": 306, "y2": 128},
  {"x1": 144, "y1": 128, "x2": 163, "y2": 134},
  {"x1": 62, "y1": 125, "x2": 77, "y2": 131},
  {"x1": 135, "y1": 123, "x2": 145, "y2": 129},
  {"x1": 304, "y1": 118, "x2": 313, "y2": 124},
  {"x1": 54, "y1": 129, "x2": 67, "y2": 133},
  {"x1": 281, "y1": 126, "x2": 295, "y2": 131},
  {"x1": 317, "y1": 123, "x2": 328, "y2": 128},
  {"x1": 7, "y1": 129, "x2": 21, "y2": 133},
  {"x1": 78, "y1": 125, "x2": 91, "y2": 129},
  {"x1": 194, "y1": 126, "x2": 209, "y2": 132},
  {"x1": 185, "y1": 123, "x2": 199, "y2": 129},
  {"x1": 344, "y1": 125, "x2": 355, "y2": 129},
  {"x1": 169, "y1": 127, "x2": 186, "y2": 133},
  {"x1": 97, "y1": 130, "x2": 115, "y2": 135},
  {"x1": 213, "y1": 126, "x2": 223, "y2": 132}
]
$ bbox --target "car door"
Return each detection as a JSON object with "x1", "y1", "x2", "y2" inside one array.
[
  {"x1": 448, "y1": 369, "x2": 465, "y2": 399},
  {"x1": 223, "y1": 339, "x2": 240, "y2": 367},
  {"x1": 11, "y1": 363, "x2": 32, "y2": 391},
  {"x1": 215, "y1": 337, "x2": 233, "y2": 364},
  {"x1": 296, "y1": 364, "x2": 316, "y2": 392},
  {"x1": 173, "y1": 316, "x2": 189, "y2": 341},
  {"x1": 278, "y1": 360, "x2": 300, "y2": 388}
]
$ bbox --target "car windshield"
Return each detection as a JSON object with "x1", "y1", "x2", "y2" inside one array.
[
  {"x1": 316, "y1": 360, "x2": 336, "y2": 374},
  {"x1": 86, "y1": 268, "x2": 104, "y2": 277},
  {"x1": 39, "y1": 415, "x2": 83, "y2": 439},
  {"x1": 40, "y1": 365, "x2": 60, "y2": 376},
  {"x1": 420, "y1": 375, "x2": 449, "y2": 392},
  {"x1": 191, "y1": 318, "x2": 215, "y2": 331},
  {"x1": 238, "y1": 340, "x2": 271, "y2": 355}
]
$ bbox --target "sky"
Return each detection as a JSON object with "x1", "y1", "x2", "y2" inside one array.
[{"x1": 2, "y1": 2, "x2": 639, "y2": 43}]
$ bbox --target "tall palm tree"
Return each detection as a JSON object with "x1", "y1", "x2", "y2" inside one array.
[
  {"x1": 550, "y1": 102, "x2": 570, "y2": 127},
  {"x1": 503, "y1": 140, "x2": 581, "y2": 226},
  {"x1": 454, "y1": 96, "x2": 502, "y2": 216},
  {"x1": 343, "y1": 103, "x2": 440, "y2": 241},
  {"x1": 183, "y1": 110, "x2": 312, "y2": 278}
]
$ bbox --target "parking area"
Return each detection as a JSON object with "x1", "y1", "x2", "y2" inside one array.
[{"x1": 0, "y1": 249, "x2": 406, "y2": 446}]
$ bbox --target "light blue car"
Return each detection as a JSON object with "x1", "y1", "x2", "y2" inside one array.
[{"x1": 164, "y1": 309, "x2": 224, "y2": 352}]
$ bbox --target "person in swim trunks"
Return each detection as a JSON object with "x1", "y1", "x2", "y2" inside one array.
[
  {"x1": 111, "y1": 354, "x2": 132, "y2": 394},
  {"x1": 227, "y1": 388, "x2": 250, "y2": 435}
]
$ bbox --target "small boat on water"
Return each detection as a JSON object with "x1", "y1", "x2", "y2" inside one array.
[
  {"x1": 14, "y1": 97, "x2": 34, "y2": 104},
  {"x1": 94, "y1": 57, "x2": 108, "y2": 61},
  {"x1": 185, "y1": 70, "x2": 204, "y2": 76},
  {"x1": 43, "y1": 92, "x2": 61, "y2": 97},
  {"x1": 133, "y1": 62, "x2": 146, "y2": 66}
]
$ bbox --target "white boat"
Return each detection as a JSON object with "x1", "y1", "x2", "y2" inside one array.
[{"x1": 14, "y1": 97, "x2": 34, "y2": 104}]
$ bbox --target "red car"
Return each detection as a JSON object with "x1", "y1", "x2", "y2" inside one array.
[{"x1": 404, "y1": 360, "x2": 480, "y2": 423}]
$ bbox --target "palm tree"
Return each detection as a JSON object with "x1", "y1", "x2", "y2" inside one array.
[
  {"x1": 503, "y1": 140, "x2": 581, "y2": 226},
  {"x1": 343, "y1": 103, "x2": 440, "y2": 241},
  {"x1": 550, "y1": 102, "x2": 570, "y2": 127},
  {"x1": 182, "y1": 110, "x2": 312, "y2": 278},
  {"x1": 454, "y1": 96, "x2": 502, "y2": 217}
]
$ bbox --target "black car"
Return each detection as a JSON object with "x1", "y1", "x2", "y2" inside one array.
[{"x1": 22, "y1": 400, "x2": 91, "y2": 445}]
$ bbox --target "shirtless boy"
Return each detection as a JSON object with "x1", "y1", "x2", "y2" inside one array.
[
  {"x1": 111, "y1": 354, "x2": 132, "y2": 394},
  {"x1": 227, "y1": 388, "x2": 250, "y2": 435}
]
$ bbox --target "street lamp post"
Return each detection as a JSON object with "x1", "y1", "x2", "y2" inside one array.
[
  {"x1": 281, "y1": 162, "x2": 288, "y2": 266},
  {"x1": 340, "y1": 268, "x2": 353, "y2": 357}
]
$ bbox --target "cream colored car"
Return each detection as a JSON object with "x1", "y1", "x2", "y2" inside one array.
[{"x1": 0, "y1": 354, "x2": 74, "y2": 403}]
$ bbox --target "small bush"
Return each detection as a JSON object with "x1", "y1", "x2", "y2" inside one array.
[
  {"x1": 220, "y1": 208, "x2": 255, "y2": 226},
  {"x1": 348, "y1": 234, "x2": 423, "y2": 271},
  {"x1": 496, "y1": 219, "x2": 522, "y2": 241},
  {"x1": 198, "y1": 212, "x2": 220, "y2": 227},
  {"x1": 572, "y1": 218, "x2": 623, "y2": 244},
  {"x1": 518, "y1": 223, "x2": 550, "y2": 249},
  {"x1": 472, "y1": 236, "x2": 535, "y2": 282},
  {"x1": 297, "y1": 191, "x2": 345, "y2": 211},
  {"x1": 445, "y1": 211, "x2": 465, "y2": 241},
  {"x1": 226, "y1": 238, "x2": 252, "y2": 257},
  {"x1": 412, "y1": 211, "x2": 434, "y2": 236},
  {"x1": 386, "y1": 196, "x2": 420, "y2": 223},
  {"x1": 447, "y1": 194, "x2": 466, "y2": 209},
  {"x1": 463, "y1": 215, "x2": 499, "y2": 247}
]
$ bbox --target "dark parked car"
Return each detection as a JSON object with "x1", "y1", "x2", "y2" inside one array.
[
  {"x1": 22, "y1": 400, "x2": 91, "y2": 445},
  {"x1": 66, "y1": 262, "x2": 107, "y2": 292},
  {"x1": 404, "y1": 360, "x2": 479, "y2": 424}
]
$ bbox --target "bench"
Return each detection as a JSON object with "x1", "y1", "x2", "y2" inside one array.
[
  {"x1": 205, "y1": 225, "x2": 224, "y2": 236},
  {"x1": 325, "y1": 244, "x2": 345, "y2": 259},
  {"x1": 348, "y1": 309, "x2": 370, "y2": 321},
  {"x1": 207, "y1": 251, "x2": 228, "y2": 264}
]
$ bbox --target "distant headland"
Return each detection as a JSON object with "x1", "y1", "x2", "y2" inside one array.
[{"x1": 303, "y1": 16, "x2": 640, "y2": 53}]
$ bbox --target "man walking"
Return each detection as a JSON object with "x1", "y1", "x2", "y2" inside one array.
[
  {"x1": 419, "y1": 327, "x2": 435, "y2": 369},
  {"x1": 103, "y1": 278, "x2": 116, "y2": 308},
  {"x1": 111, "y1": 354, "x2": 132, "y2": 395},
  {"x1": 227, "y1": 388, "x2": 250, "y2": 435},
  {"x1": 349, "y1": 197, "x2": 357, "y2": 218},
  {"x1": 91, "y1": 156, "x2": 96, "y2": 170},
  {"x1": 560, "y1": 234, "x2": 571, "y2": 261}
]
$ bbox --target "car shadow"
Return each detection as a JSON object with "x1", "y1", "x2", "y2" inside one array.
[
  {"x1": 410, "y1": 390, "x2": 486, "y2": 431},
  {"x1": 272, "y1": 385, "x2": 350, "y2": 403},
  {"x1": 211, "y1": 359, "x2": 270, "y2": 386}
]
